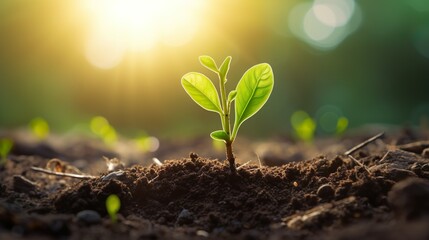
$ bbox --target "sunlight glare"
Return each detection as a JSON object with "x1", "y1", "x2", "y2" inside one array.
[{"x1": 82, "y1": 0, "x2": 205, "y2": 69}]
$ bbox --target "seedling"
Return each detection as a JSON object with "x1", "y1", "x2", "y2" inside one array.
[
  {"x1": 90, "y1": 116, "x2": 118, "y2": 145},
  {"x1": 336, "y1": 117, "x2": 349, "y2": 135},
  {"x1": 29, "y1": 117, "x2": 50, "y2": 140},
  {"x1": 181, "y1": 56, "x2": 274, "y2": 173},
  {"x1": 291, "y1": 110, "x2": 316, "y2": 142},
  {"x1": 0, "y1": 138, "x2": 13, "y2": 165},
  {"x1": 106, "y1": 194, "x2": 121, "y2": 223}
]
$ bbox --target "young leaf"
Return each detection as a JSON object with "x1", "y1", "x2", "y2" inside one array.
[
  {"x1": 0, "y1": 138, "x2": 13, "y2": 159},
  {"x1": 199, "y1": 55, "x2": 218, "y2": 73},
  {"x1": 210, "y1": 130, "x2": 230, "y2": 142},
  {"x1": 232, "y1": 63, "x2": 274, "y2": 139},
  {"x1": 227, "y1": 90, "x2": 237, "y2": 103},
  {"x1": 181, "y1": 72, "x2": 222, "y2": 114},
  {"x1": 219, "y1": 56, "x2": 232, "y2": 82},
  {"x1": 106, "y1": 194, "x2": 121, "y2": 223}
]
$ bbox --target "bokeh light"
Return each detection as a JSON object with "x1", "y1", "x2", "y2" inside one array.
[
  {"x1": 413, "y1": 25, "x2": 429, "y2": 59},
  {"x1": 82, "y1": 0, "x2": 205, "y2": 69},
  {"x1": 0, "y1": 0, "x2": 428, "y2": 139},
  {"x1": 289, "y1": 0, "x2": 361, "y2": 50}
]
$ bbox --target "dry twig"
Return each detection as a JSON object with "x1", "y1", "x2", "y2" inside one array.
[
  {"x1": 344, "y1": 132, "x2": 384, "y2": 156},
  {"x1": 31, "y1": 167, "x2": 96, "y2": 179},
  {"x1": 343, "y1": 132, "x2": 384, "y2": 173}
]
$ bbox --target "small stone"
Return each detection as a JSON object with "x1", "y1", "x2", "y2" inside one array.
[
  {"x1": 196, "y1": 230, "x2": 209, "y2": 237},
  {"x1": 76, "y1": 210, "x2": 101, "y2": 225},
  {"x1": 385, "y1": 168, "x2": 417, "y2": 182},
  {"x1": 176, "y1": 209, "x2": 194, "y2": 225},
  {"x1": 423, "y1": 148, "x2": 429, "y2": 158},
  {"x1": 388, "y1": 178, "x2": 429, "y2": 220},
  {"x1": 422, "y1": 163, "x2": 429, "y2": 172},
  {"x1": 379, "y1": 150, "x2": 427, "y2": 169},
  {"x1": 101, "y1": 170, "x2": 125, "y2": 181},
  {"x1": 190, "y1": 152, "x2": 199, "y2": 160},
  {"x1": 317, "y1": 184, "x2": 335, "y2": 200}
]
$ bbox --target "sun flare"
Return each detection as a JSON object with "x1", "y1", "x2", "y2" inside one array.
[{"x1": 82, "y1": 0, "x2": 205, "y2": 69}]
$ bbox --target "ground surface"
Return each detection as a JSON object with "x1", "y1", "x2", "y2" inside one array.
[{"x1": 1, "y1": 128, "x2": 429, "y2": 239}]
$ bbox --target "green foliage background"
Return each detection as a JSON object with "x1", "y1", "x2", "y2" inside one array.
[{"x1": 0, "y1": 0, "x2": 428, "y2": 137}]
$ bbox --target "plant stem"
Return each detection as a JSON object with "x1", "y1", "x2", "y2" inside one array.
[
  {"x1": 218, "y1": 74, "x2": 235, "y2": 173},
  {"x1": 218, "y1": 74, "x2": 230, "y2": 135},
  {"x1": 226, "y1": 141, "x2": 236, "y2": 174}
]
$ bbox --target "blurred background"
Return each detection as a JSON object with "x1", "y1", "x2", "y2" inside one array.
[{"x1": 1, "y1": 0, "x2": 429, "y2": 140}]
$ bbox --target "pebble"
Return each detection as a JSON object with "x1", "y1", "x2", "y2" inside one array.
[
  {"x1": 423, "y1": 148, "x2": 429, "y2": 158},
  {"x1": 196, "y1": 230, "x2": 209, "y2": 237},
  {"x1": 176, "y1": 209, "x2": 194, "y2": 225},
  {"x1": 316, "y1": 184, "x2": 335, "y2": 200},
  {"x1": 388, "y1": 178, "x2": 429, "y2": 220},
  {"x1": 384, "y1": 168, "x2": 417, "y2": 182},
  {"x1": 76, "y1": 210, "x2": 101, "y2": 225},
  {"x1": 101, "y1": 170, "x2": 125, "y2": 181}
]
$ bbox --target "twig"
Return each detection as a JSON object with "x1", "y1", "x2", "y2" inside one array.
[
  {"x1": 344, "y1": 132, "x2": 384, "y2": 156},
  {"x1": 256, "y1": 153, "x2": 263, "y2": 169},
  {"x1": 31, "y1": 167, "x2": 96, "y2": 179},
  {"x1": 236, "y1": 160, "x2": 252, "y2": 170},
  {"x1": 148, "y1": 175, "x2": 159, "y2": 184},
  {"x1": 347, "y1": 155, "x2": 370, "y2": 173}
]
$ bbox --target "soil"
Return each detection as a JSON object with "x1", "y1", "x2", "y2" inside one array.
[{"x1": 1, "y1": 128, "x2": 429, "y2": 239}]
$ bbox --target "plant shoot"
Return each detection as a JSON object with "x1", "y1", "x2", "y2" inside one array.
[
  {"x1": 181, "y1": 56, "x2": 274, "y2": 173},
  {"x1": 0, "y1": 138, "x2": 13, "y2": 165},
  {"x1": 106, "y1": 194, "x2": 121, "y2": 223}
]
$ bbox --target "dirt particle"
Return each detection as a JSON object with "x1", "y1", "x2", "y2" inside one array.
[
  {"x1": 189, "y1": 152, "x2": 199, "y2": 160},
  {"x1": 176, "y1": 209, "x2": 194, "y2": 225},
  {"x1": 423, "y1": 148, "x2": 429, "y2": 158}
]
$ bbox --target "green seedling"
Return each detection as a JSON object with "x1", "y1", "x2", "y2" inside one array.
[
  {"x1": 0, "y1": 138, "x2": 13, "y2": 165},
  {"x1": 90, "y1": 116, "x2": 118, "y2": 145},
  {"x1": 181, "y1": 56, "x2": 274, "y2": 173},
  {"x1": 106, "y1": 194, "x2": 121, "y2": 223},
  {"x1": 336, "y1": 116, "x2": 349, "y2": 135},
  {"x1": 29, "y1": 117, "x2": 50, "y2": 140},
  {"x1": 291, "y1": 110, "x2": 316, "y2": 142}
]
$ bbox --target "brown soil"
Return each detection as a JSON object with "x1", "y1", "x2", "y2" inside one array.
[{"x1": 1, "y1": 128, "x2": 429, "y2": 239}]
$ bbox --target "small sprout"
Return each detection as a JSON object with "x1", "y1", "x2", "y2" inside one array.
[
  {"x1": 134, "y1": 135, "x2": 160, "y2": 152},
  {"x1": 106, "y1": 194, "x2": 121, "y2": 223},
  {"x1": 0, "y1": 138, "x2": 13, "y2": 165},
  {"x1": 29, "y1": 117, "x2": 50, "y2": 140},
  {"x1": 90, "y1": 116, "x2": 117, "y2": 145},
  {"x1": 291, "y1": 111, "x2": 316, "y2": 142},
  {"x1": 181, "y1": 56, "x2": 274, "y2": 173},
  {"x1": 336, "y1": 117, "x2": 349, "y2": 135}
]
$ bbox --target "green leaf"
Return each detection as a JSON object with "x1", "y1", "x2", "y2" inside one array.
[
  {"x1": 0, "y1": 138, "x2": 13, "y2": 159},
  {"x1": 219, "y1": 56, "x2": 232, "y2": 82},
  {"x1": 181, "y1": 72, "x2": 222, "y2": 114},
  {"x1": 227, "y1": 90, "x2": 237, "y2": 103},
  {"x1": 232, "y1": 63, "x2": 274, "y2": 139},
  {"x1": 106, "y1": 194, "x2": 121, "y2": 223},
  {"x1": 210, "y1": 130, "x2": 230, "y2": 142},
  {"x1": 199, "y1": 55, "x2": 218, "y2": 73}
]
